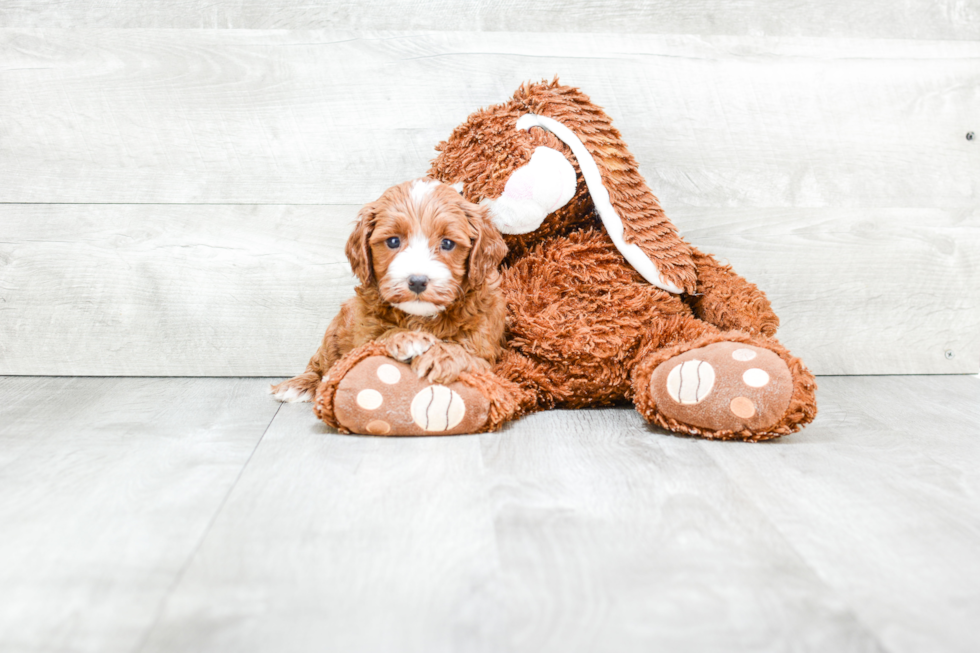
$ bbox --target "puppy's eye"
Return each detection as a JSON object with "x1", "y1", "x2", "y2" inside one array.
[
  {"x1": 440, "y1": 239, "x2": 456, "y2": 251},
  {"x1": 385, "y1": 237, "x2": 401, "y2": 249}
]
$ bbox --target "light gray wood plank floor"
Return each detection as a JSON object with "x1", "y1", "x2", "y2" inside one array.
[
  {"x1": 0, "y1": 377, "x2": 281, "y2": 653},
  {"x1": 1, "y1": 375, "x2": 978, "y2": 652}
]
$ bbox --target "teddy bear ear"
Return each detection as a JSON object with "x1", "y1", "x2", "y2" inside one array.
[{"x1": 514, "y1": 111, "x2": 698, "y2": 295}]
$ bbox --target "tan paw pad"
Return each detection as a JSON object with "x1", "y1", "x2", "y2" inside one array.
[
  {"x1": 376, "y1": 364, "x2": 401, "y2": 384},
  {"x1": 366, "y1": 419, "x2": 391, "y2": 435},
  {"x1": 356, "y1": 389, "x2": 383, "y2": 410},
  {"x1": 332, "y1": 356, "x2": 490, "y2": 436},
  {"x1": 731, "y1": 348, "x2": 757, "y2": 361},
  {"x1": 410, "y1": 386, "x2": 465, "y2": 432},
  {"x1": 729, "y1": 397, "x2": 756, "y2": 419},
  {"x1": 742, "y1": 368, "x2": 770, "y2": 388},
  {"x1": 649, "y1": 342, "x2": 793, "y2": 433},
  {"x1": 665, "y1": 360, "x2": 715, "y2": 404}
]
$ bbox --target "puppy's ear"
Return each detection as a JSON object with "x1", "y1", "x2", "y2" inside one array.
[
  {"x1": 463, "y1": 199, "x2": 508, "y2": 287},
  {"x1": 346, "y1": 201, "x2": 379, "y2": 285}
]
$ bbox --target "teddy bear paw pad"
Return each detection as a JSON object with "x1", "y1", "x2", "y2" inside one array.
[
  {"x1": 650, "y1": 342, "x2": 793, "y2": 432},
  {"x1": 333, "y1": 356, "x2": 489, "y2": 435}
]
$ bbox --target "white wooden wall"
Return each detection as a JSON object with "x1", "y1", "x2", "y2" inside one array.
[{"x1": 1, "y1": 3, "x2": 978, "y2": 376}]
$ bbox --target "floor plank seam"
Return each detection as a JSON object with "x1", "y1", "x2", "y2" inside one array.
[
  {"x1": 696, "y1": 442, "x2": 894, "y2": 653},
  {"x1": 128, "y1": 399, "x2": 283, "y2": 653}
]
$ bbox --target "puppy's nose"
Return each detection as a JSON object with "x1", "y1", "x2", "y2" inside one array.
[{"x1": 408, "y1": 275, "x2": 429, "y2": 294}]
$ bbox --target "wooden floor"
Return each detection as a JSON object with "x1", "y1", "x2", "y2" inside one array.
[{"x1": 1, "y1": 375, "x2": 978, "y2": 653}]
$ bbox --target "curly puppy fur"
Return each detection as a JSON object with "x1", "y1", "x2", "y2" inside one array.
[{"x1": 271, "y1": 178, "x2": 508, "y2": 403}]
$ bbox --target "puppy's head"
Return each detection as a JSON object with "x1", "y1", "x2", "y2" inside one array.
[{"x1": 346, "y1": 178, "x2": 507, "y2": 317}]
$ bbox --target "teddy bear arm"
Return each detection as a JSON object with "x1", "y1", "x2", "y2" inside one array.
[{"x1": 685, "y1": 247, "x2": 780, "y2": 338}]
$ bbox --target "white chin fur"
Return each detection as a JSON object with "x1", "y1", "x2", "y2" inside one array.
[{"x1": 395, "y1": 300, "x2": 445, "y2": 317}]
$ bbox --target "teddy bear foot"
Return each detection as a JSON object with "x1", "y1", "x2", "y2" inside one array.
[
  {"x1": 636, "y1": 338, "x2": 815, "y2": 441},
  {"x1": 325, "y1": 356, "x2": 491, "y2": 436}
]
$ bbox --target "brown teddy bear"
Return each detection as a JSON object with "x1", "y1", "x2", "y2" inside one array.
[{"x1": 314, "y1": 79, "x2": 816, "y2": 441}]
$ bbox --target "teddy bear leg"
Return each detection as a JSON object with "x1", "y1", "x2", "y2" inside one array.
[
  {"x1": 631, "y1": 331, "x2": 817, "y2": 441},
  {"x1": 492, "y1": 347, "x2": 570, "y2": 413},
  {"x1": 312, "y1": 342, "x2": 527, "y2": 435}
]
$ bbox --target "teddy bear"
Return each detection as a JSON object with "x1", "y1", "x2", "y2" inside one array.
[{"x1": 314, "y1": 79, "x2": 816, "y2": 441}]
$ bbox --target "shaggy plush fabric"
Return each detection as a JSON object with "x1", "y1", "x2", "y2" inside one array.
[
  {"x1": 425, "y1": 79, "x2": 817, "y2": 440},
  {"x1": 430, "y1": 80, "x2": 698, "y2": 294},
  {"x1": 313, "y1": 78, "x2": 816, "y2": 440}
]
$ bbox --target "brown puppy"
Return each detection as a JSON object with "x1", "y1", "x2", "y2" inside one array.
[{"x1": 271, "y1": 178, "x2": 508, "y2": 403}]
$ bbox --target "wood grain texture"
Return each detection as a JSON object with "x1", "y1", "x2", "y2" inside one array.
[
  {"x1": 138, "y1": 401, "x2": 501, "y2": 653},
  {"x1": 139, "y1": 402, "x2": 882, "y2": 653},
  {"x1": 700, "y1": 375, "x2": 980, "y2": 653},
  {"x1": 471, "y1": 409, "x2": 883, "y2": 652},
  {"x1": 2, "y1": 204, "x2": 976, "y2": 376},
  {"x1": 672, "y1": 206, "x2": 980, "y2": 375},
  {"x1": 1, "y1": 0, "x2": 978, "y2": 39},
  {"x1": 0, "y1": 376, "x2": 280, "y2": 653},
  {"x1": 3, "y1": 376, "x2": 977, "y2": 651},
  {"x1": 1, "y1": 30, "x2": 977, "y2": 208},
  {"x1": 0, "y1": 204, "x2": 357, "y2": 376}
]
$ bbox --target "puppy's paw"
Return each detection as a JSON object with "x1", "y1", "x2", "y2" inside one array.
[
  {"x1": 412, "y1": 345, "x2": 489, "y2": 385},
  {"x1": 385, "y1": 331, "x2": 439, "y2": 362},
  {"x1": 270, "y1": 374, "x2": 319, "y2": 403}
]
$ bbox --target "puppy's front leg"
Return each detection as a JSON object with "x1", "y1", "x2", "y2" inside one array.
[
  {"x1": 270, "y1": 300, "x2": 356, "y2": 403},
  {"x1": 383, "y1": 330, "x2": 439, "y2": 363},
  {"x1": 412, "y1": 342, "x2": 490, "y2": 385}
]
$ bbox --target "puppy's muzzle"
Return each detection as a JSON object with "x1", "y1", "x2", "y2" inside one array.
[{"x1": 408, "y1": 275, "x2": 429, "y2": 294}]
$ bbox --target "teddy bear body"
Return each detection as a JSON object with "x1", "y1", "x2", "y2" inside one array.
[
  {"x1": 497, "y1": 228, "x2": 692, "y2": 407},
  {"x1": 313, "y1": 79, "x2": 816, "y2": 441}
]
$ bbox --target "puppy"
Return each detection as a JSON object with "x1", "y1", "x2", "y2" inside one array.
[{"x1": 271, "y1": 178, "x2": 508, "y2": 403}]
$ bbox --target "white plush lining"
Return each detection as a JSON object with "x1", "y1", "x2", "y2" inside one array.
[
  {"x1": 515, "y1": 113, "x2": 683, "y2": 294},
  {"x1": 481, "y1": 146, "x2": 578, "y2": 235}
]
